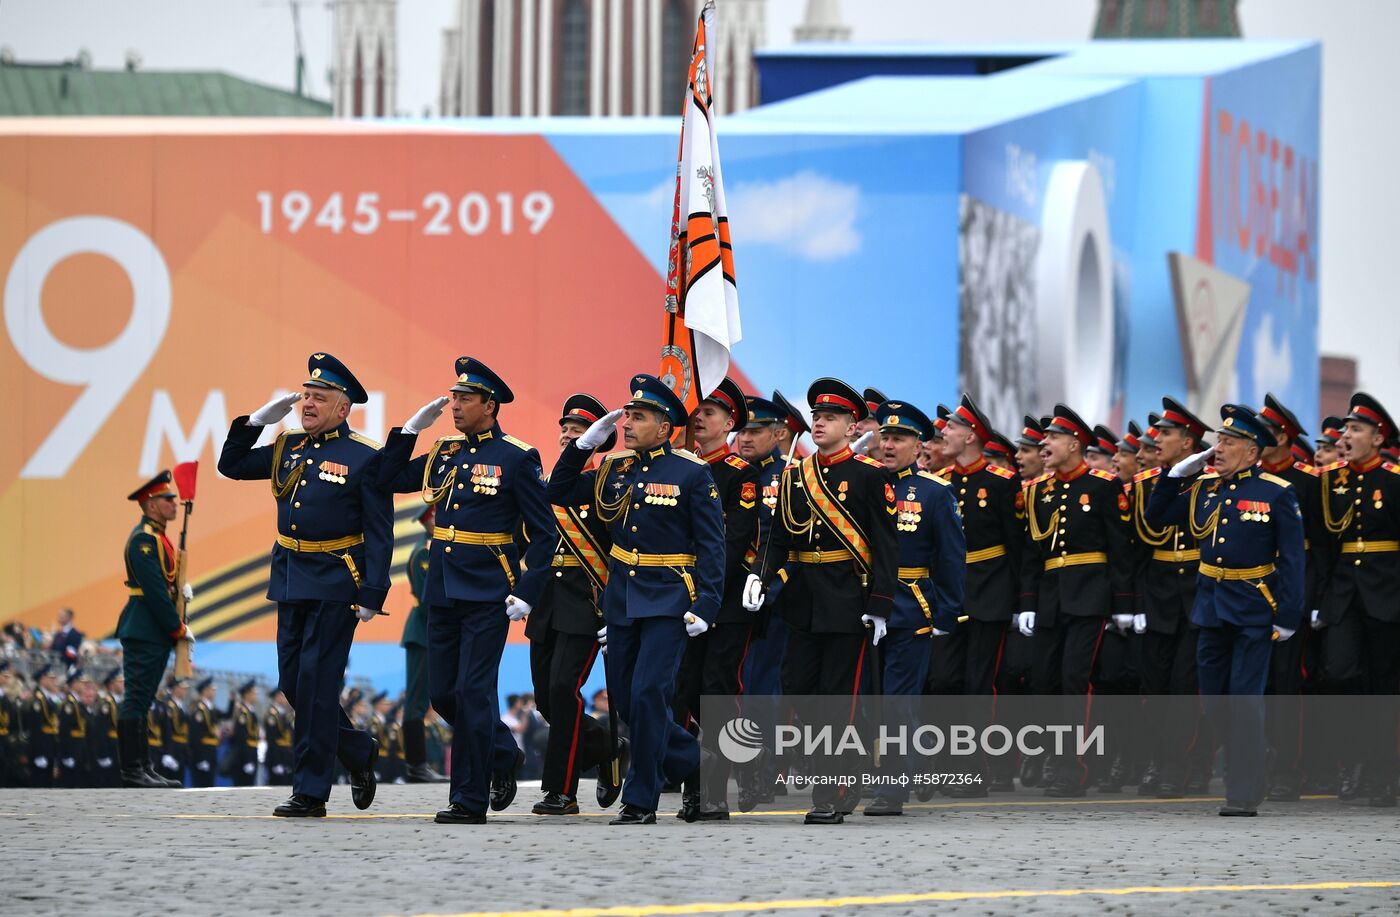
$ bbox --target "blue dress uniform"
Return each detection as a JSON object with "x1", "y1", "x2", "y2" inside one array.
[
  {"x1": 1020, "y1": 405, "x2": 1135, "y2": 796},
  {"x1": 868, "y1": 401, "x2": 965, "y2": 811},
  {"x1": 378, "y1": 357, "x2": 556, "y2": 820},
  {"x1": 1317, "y1": 392, "x2": 1400, "y2": 805},
  {"x1": 547, "y1": 374, "x2": 725, "y2": 823},
  {"x1": 1148, "y1": 405, "x2": 1304, "y2": 813},
  {"x1": 218, "y1": 354, "x2": 389, "y2": 810},
  {"x1": 118, "y1": 471, "x2": 189, "y2": 788}
]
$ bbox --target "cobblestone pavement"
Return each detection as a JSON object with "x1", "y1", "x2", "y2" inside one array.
[{"x1": 4, "y1": 781, "x2": 1397, "y2": 917}]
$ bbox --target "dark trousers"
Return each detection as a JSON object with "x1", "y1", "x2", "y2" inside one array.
[
  {"x1": 1031, "y1": 615, "x2": 1106, "y2": 785},
  {"x1": 535, "y1": 630, "x2": 609, "y2": 796},
  {"x1": 1197, "y1": 622, "x2": 1272, "y2": 807},
  {"x1": 119, "y1": 638, "x2": 171, "y2": 728},
  {"x1": 783, "y1": 627, "x2": 869, "y2": 807},
  {"x1": 1266, "y1": 625, "x2": 1308, "y2": 784},
  {"x1": 276, "y1": 601, "x2": 374, "y2": 802},
  {"x1": 1324, "y1": 601, "x2": 1400, "y2": 786},
  {"x1": 428, "y1": 601, "x2": 512, "y2": 813},
  {"x1": 675, "y1": 622, "x2": 753, "y2": 802},
  {"x1": 877, "y1": 628, "x2": 932, "y2": 802},
  {"x1": 1140, "y1": 626, "x2": 1202, "y2": 785},
  {"x1": 405, "y1": 644, "x2": 429, "y2": 720},
  {"x1": 607, "y1": 616, "x2": 699, "y2": 811},
  {"x1": 928, "y1": 619, "x2": 1008, "y2": 695}
]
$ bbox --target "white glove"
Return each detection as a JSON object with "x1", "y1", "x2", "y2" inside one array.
[
  {"x1": 1168, "y1": 445, "x2": 1217, "y2": 478},
  {"x1": 742, "y1": 573, "x2": 765, "y2": 612},
  {"x1": 97, "y1": 757, "x2": 113, "y2": 768},
  {"x1": 355, "y1": 606, "x2": 377, "y2": 623},
  {"x1": 161, "y1": 754, "x2": 180, "y2": 770},
  {"x1": 684, "y1": 612, "x2": 709, "y2": 638},
  {"x1": 403, "y1": 396, "x2": 449, "y2": 435},
  {"x1": 272, "y1": 765, "x2": 286, "y2": 775},
  {"x1": 577, "y1": 408, "x2": 625, "y2": 451},
  {"x1": 62, "y1": 757, "x2": 76, "y2": 768},
  {"x1": 1017, "y1": 611, "x2": 1036, "y2": 637},
  {"x1": 183, "y1": 583, "x2": 194, "y2": 603},
  {"x1": 34, "y1": 756, "x2": 48, "y2": 769},
  {"x1": 249, "y1": 392, "x2": 302, "y2": 427},
  {"x1": 861, "y1": 614, "x2": 888, "y2": 646},
  {"x1": 933, "y1": 628, "x2": 949, "y2": 637},
  {"x1": 506, "y1": 595, "x2": 532, "y2": 621},
  {"x1": 597, "y1": 625, "x2": 608, "y2": 655},
  {"x1": 1112, "y1": 614, "x2": 1134, "y2": 633},
  {"x1": 242, "y1": 762, "x2": 255, "y2": 774},
  {"x1": 851, "y1": 430, "x2": 876, "y2": 455},
  {"x1": 195, "y1": 760, "x2": 211, "y2": 772},
  {"x1": 1133, "y1": 613, "x2": 1148, "y2": 634},
  {"x1": 1273, "y1": 624, "x2": 1296, "y2": 642},
  {"x1": 1310, "y1": 609, "x2": 1324, "y2": 630},
  {"x1": 181, "y1": 627, "x2": 196, "y2": 645}
]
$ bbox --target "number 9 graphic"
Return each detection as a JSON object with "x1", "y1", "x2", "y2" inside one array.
[{"x1": 5, "y1": 216, "x2": 171, "y2": 479}]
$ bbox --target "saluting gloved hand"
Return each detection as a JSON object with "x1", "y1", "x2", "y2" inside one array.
[
  {"x1": 1310, "y1": 609, "x2": 1324, "y2": 630},
  {"x1": 1168, "y1": 445, "x2": 1217, "y2": 479},
  {"x1": 249, "y1": 392, "x2": 302, "y2": 427},
  {"x1": 1112, "y1": 614, "x2": 1134, "y2": 634},
  {"x1": 861, "y1": 614, "x2": 888, "y2": 646},
  {"x1": 684, "y1": 611, "x2": 709, "y2": 638},
  {"x1": 183, "y1": 583, "x2": 194, "y2": 603},
  {"x1": 354, "y1": 606, "x2": 378, "y2": 623},
  {"x1": 851, "y1": 430, "x2": 876, "y2": 455},
  {"x1": 742, "y1": 573, "x2": 765, "y2": 612},
  {"x1": 577, "y1": 408, "x2": 625, "y2": 450},
  {"x1": 1017, "y1": 611, "x2": 1036, "y2": 637},
  {"x1": 505, "y1": 595, "x2": 532, "y2": 621},
  {"x1": 1273, "y1": 624, "x2": 1296, "y2": 642},
  {"x1": 403, "y1": 396, "x2": 450, "y2": 435},
  {"x1": 597, "y1": 625, "x2": 608, "y2": 655},
  {"x1": 1133, "y1": 613, "x2": 1148, "y2": 634}
]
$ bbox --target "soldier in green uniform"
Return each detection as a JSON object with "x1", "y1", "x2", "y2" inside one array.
[
  {"x1": 264, "y1": 689, "x2": 295, "y2": 786},
  {"x1": 229, "y1": 680, "x2": 261, "y2": 786},
  {"x1": 401, "y1": 504, "x2": 446, "y2": 783},
  {"x1": 118, "y1": 470, "x2": 193, "y2": 789},
  {"x1": 92, "y1": 671, "x2": 122, "y2": 788}
]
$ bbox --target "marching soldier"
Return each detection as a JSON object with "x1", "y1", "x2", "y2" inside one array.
[
  {"x1": 264, "y1": 689, "x2": 295, "y2": 786},
  {"x1": 188, "y1": 677, "x2": 221, "y2": 787},
  {"x1": 229, "y1": 679, "x2": 260, "y2": 786},
  {"x1": 26, "y1": 664, "x2": 60, "y2": 788},
  {"x1": 736, "y1": 393, "x2": 803, "y2": 809},
  {"x1": 219, "y1": 353, "x2": 390, "y2": 817},
  {"x1": 863, "y1": 400, "x2": 965, "y2": 815},
  {"x1": 1147, "y1": 405, "x2": 1304, "y2": 815},
  {"x1": 1128, "y1": 398, "x2": 1210, "y2": 796},
  {"x1": 118, "y1": 471, "x2": 192, "y2": 789},
  {"x1": 379, "y1": 357, "x2": 556, "y2": 824},
  {"x1": 57, "y1": 669, "x2": 93, "y2": 788},
  {"x1": 528, "y1": 393, "x2": 622, "y2": 816},
  {"x1": 673, "y1": 377, "x2": 760, "y2": 821},
  {"x1": 1019, "y1": 405, "x2": 1134, "y2": 796},
  {"x1": 401, "y1": 504, "x2": 446, "y2": 784},
  {"x1": 1313, "y1": 417, "x2": 1343, "y2": 468},
  {"x1": 1256, "y1": 393, "x2": 1328, "y2": 801},
  {"x1": 1317, "y1": 392, "x2": 1400, "y2": 807},
  {"x1": 744, "y1": 378, "x2": 899, "y2": 825},
  {"x1": 1002, "y1": 415, "x2": 1049, "y2": 788},
  {"x1": 157, "y1": 677, "x2": 190, "y2": 785},
  {"x1": 548, "y1": 374, "x2": 724, "y2": 825},
  {"x1": 91, "y1": 671, "x2": 121, "y2": 788}
]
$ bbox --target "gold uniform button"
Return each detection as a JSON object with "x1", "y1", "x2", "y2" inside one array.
[
  {"x1": 306, "y1": 459, "x2": 314, "y2": 465},
  {"x1": 1218, "y1": 537, "x2": 1226, "y2": 544},
  {"x1": 458, "y1": 483, "x2": 465, "y2": 490},
  {"x1": 445, "y1": 546, "x2": 453, "y2": 553},
  {"x1": 290, "y1": 524, "x2": 298, "y2": 531},
  {"x1": 642, "y1": 466, "x2": 649, "y2": 472},
  {"x1": 634, "y1": 503, "x2": 641, "y2": 509},
  {"x1": 1221, "y1": 519, "x2": 1229, "y2": 526},
  {"x1": 470, "y1": 448, "x2": 477, "y2": 454},
  {"x1": 1178, "y1": 568, "x2": 1185, "y2": 574},
  {"x1": 1225, "y1": 499, "x2": 1232, "y2": 505},
  {"x1": 628, "y1": 570, "x2": 635, "y2": 577},
  {"x1": 294, "y1": 502, "x2": 301, "y2": 508},
  {"x1": 555, "y1": 571, "x2": 563, "y2": 578},
  {"x1": 452, "y1": 503, "x2": 459, "y2": 509},
  {"x1": 314, "y1": 443, "x2": 320, "y2": 449},
  {"x1": 631, "y1": 526, "x2": 638, "y2": 532}
]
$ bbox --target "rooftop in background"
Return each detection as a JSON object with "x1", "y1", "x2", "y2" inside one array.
[{"x1": 0, "y1": 59, "x2": 331, "y2": 116}]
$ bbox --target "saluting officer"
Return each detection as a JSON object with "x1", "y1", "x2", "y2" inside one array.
[
  {"x1": 673, "y1": 377, "x2": 760, "y2": 822},
  {"x1": 188, "y1": 677, "x2": 221, "y2": 787},
  {"x1": 529, "y1": 393, "x2": 622, "y2": 816},
  {"x1": 379, "y1": 357, "x2": 556, "y2": 824},
  {"x1": 1019, "y1": 405, "x2": 1134, "y2": 797},
  {"x1": 118, "y1": 471, "x2": 192, "y2": 789},
  {"x1": 1317, "y1": 392, "x2": 1400, "y2": 807},
  {"x1": 547, "y1": 374, "x2": 724, "y2": 826},
  {"x1": 219, "y1": 353, "x2": 390, "y2": 816},
  {"x1": 863, "y1": 400, "x2": 965, "y2": 816},
  {"x1": 401, "y1": 504, "x2": 447, "y2": 784},
  {"x1": 1256, "y1": 393, "x2": 1328, "y2": 801},
  {"x1": 1147, "y1": 405, "x2": 1304, "y2": 815},
  {"x1": 1128, "y1": 398, "x2": 1211, "y2": 797},
  {"x1": 744, "y1": 378, "x2": 899, "y2": 825}
]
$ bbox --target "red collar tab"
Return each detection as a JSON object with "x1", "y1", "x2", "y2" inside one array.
[
  {"x1": 1354, "y1": 453, "x2": 1383, "y2": 473},
  {"x1": 1056, "y1": 461, "x2": 1089, "y2": 482},
  {"x1": 955, "y1": 456, "x2": 988, "y2": 475},
  {"x1": 817, "y1": 446, "x2": 853, "y2": 467},
  {"x1": 701, "y1": 445, "x2": 730, "y2": 465}
]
